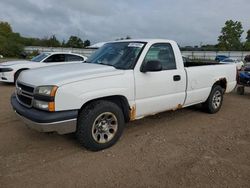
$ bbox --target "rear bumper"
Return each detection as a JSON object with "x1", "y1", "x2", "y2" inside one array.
[{"x1": 11, "y1": 94, "x2": 78, "y2": 134}]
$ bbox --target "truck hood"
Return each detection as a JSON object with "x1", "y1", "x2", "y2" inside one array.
[
  {"x1": 18, "y1": 63, "x2": 124, "y2": 86},
  {"x1": 0, "y1": 60, "x2": 33, "y2": 66}
]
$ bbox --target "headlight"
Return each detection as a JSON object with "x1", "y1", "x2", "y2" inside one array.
[
  {"x1": 35, "y1": 86, "x2": 58, "y2": 97},
  {"x1": 33, "y1": 100, "x2": 55, "y2": 112},
  {"x1": 33, "y1": 85, "x2": 58, "y2": 111}
]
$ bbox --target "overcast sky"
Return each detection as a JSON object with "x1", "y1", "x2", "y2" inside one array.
[{"x1": 0, "y1": 0, "x2": 249, "y2": 46}]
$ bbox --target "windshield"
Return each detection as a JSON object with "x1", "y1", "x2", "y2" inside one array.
[
  {"x1": 86, "y1": 42, "x2": 146, "y2": 69},
  {"x1": 31, "y1": 53, "x2": 50, "y2": 62}
]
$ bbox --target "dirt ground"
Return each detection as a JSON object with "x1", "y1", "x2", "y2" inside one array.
[{"x1": 0, "y1": 83, "x2": 250, "y2": 188}]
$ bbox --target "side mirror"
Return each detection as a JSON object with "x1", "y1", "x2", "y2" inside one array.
[{"x1": 141, "y1": 60, "x2": 162, "y2": 73}]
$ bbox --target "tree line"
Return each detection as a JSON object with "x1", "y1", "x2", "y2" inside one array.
[
  {"x1": 0, "y1": 21, "x2": 91, "y2": 57},
  {"x1": 182, "y1": 20, "x2": 250, "y2": 51},
  {"x1": 1, "y1": 20, "x2": 250, "y2": 57}
]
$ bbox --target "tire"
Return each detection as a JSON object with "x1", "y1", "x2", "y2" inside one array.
[
  {"x1": 76, "y1": 100, "x2": 125, "y2": 151},
  {"x1": 237, "y1": 86, "x2": 245, "y2": 95},
  {"x1": 202, "y1": 85, "x2": 224, "y2": 114}
]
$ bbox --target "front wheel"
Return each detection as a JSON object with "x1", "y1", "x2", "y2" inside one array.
[
  {"x1": 76, "y1": 100, "x2": 125, "y2": 151},
  {"x1": 202, "y1": 85, "x2": 224, "y2": 114}
]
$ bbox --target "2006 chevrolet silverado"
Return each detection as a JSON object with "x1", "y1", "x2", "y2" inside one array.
[{"x1": 11, "y1": 39, "x2": 237, "y2": 151}]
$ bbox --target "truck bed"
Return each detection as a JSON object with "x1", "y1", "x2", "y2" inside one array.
[{"x1": 183, "y1": 63, "x2": 237, "y2": 107}]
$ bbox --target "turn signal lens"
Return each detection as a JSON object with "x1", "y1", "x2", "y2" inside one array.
[{"x1": 48, "y1": 102, "x2": 55, "y2": 112}]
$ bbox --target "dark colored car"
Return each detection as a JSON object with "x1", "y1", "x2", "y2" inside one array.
[
  {"x1": 237, "y1": 66, "x2": 250, "y2": 95},
  {"x1": 215, "y1": 55, "x2": 229, "y2": 62},
  {"x1": 244, "y1": 55, "x2": 250, "y2": 62},
  {"x1": 238, "y1": 66, "x2": 250, "y2": 86}
]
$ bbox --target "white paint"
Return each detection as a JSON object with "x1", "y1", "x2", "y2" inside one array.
[{"x1": 0, "y1": 52, "x2": 87, "y2": 83}]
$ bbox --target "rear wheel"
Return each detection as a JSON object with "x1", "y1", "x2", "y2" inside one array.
[
  {"x1": 202, "y1": 85, "x2": 224, "y2": 114},
  {"x1": 76, "y1": 100, "x2": 125, "y2": 151}
]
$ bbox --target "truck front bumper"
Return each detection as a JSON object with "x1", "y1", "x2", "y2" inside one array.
[{"x1": 11, "y1": 94, "x2": 78, "y2": 134}]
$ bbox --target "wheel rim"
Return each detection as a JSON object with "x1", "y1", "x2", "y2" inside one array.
[
  {"x1": 212, "y1": 90, "x2": 222, "y2": 109},
  {"x1": 92, "y1": 112, "x2": 118, "y2": 144}
]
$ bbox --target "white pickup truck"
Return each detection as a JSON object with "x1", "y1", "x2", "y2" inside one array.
[
  {"x1": 0, "y1": 52, "x2": 87, "y2": 83},
  {"x1": 11, "y1": 39, "x2": 237, "y2": 151}
]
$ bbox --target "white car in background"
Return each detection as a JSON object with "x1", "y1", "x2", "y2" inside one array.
[
  {"x1": 0, "y1": 52, "x2": 87, "y2": 83},
  {"x1": 220, "y1": 58, "x2": 244, "y2": 70}
]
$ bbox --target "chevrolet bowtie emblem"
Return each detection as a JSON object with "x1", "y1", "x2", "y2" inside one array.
[{"x1": 16, "y1": 87, "x2": 22, "y2": 95}]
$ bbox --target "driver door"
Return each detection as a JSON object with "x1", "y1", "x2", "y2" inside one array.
[{"x1": 134, "y1": 43, "x2": 186, "y2": 117}]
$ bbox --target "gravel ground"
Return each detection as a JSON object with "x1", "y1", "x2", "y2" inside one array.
[{"x1": 0, "y1": 83, "x2": 250, "y2": 188}]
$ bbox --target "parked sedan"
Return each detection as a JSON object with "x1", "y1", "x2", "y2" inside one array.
[
  {"x1": 0, "y1": 52, "x2": 87, "y2": 83},
  {"x1": 215, "y1": 55, "x2": 229, "y2": 62},
  {"x1": 220, "y1": 58, "x2": 244, "y2": 70}
]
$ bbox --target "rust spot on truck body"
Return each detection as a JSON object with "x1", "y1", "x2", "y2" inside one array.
[
  {"x1": 172, "y1": 104, "x2": 183, "y2": 111},
  {"x1": 130, "y1": 106, "x2": 136, "y2": 121}
]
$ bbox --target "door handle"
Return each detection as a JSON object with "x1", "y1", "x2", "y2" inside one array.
[{"x1": 173, "y1": 75, "x2": 181, "y2": 81}]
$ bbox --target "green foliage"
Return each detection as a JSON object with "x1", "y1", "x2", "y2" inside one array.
[
  {"x1": 42, "y1": 35, "x2": 61, "y2": 47},
  {"x1": 244, "y1": 42, "x2": 250, "y2": 51},
  {"x1": 246, "y1": 30, "x2": 250, "y2": 42},
  {"x1": 0, "y1": 21, "x2": 24, "y2": 57},
  {"x1": 21, "y1": 35, "x2": 61, "y2": 47},
  {"x1": 200, "y1": 44, "x2": 218, "y2": 51},
  {"x1": 0, "y1": 22, "x2": 12, "y2": 36},
  {"x1": 218, "y1": 20, "x2": 244, "y2": 51},
  {"x1": 0, "y1": 21, "x2": 93, "y2": 56},
  {"x1": 84, "y1": 40, "x2": 91, "y2": 47},
  {"x1": 66, "y1": 36, "x2": 84, "y2": 48}
]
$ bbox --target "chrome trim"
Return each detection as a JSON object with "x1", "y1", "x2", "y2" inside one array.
[
  {"x1": 18, "y1": 91, "x2": 33, "y2": 98},
  {"x1": 21, "y1": 90, "x2": 33, "y2": 96},
  {"x1": 16, "y1": 82, "x2": 35, "y2": 108},
  {"x1": 16, "y1": 81, "x2": 35, "y2": 91}
]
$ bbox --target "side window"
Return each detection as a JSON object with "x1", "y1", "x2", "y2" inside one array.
[
  {"x1": 65, "y1": 54, "x2": 84, "y2": 62},
  {"x1": 44, "y1": 54, "x2": 65, "y2": 63},
  {"x1": 144, "y1": 43, "x2": 176, "y2": 70}
]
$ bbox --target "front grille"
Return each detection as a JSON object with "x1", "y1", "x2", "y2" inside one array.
[
  {"x1": 17, "y1": 82, "x2": 34, "y2": 93},
  {"x1": 16, "y1": 82, "x2": 34, "y2": 107}
]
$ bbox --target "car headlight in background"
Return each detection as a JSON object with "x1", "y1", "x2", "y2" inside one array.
[{"x1": 33, "y1": 85, "x2": 58, "y2": 111}]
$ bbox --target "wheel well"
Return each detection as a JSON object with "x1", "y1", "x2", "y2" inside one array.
[
  {"x1": 214, "y1": 78, "x2": 227, "y2": 91},
  {"x1": 15, "y1": 68, "x2": 29, "y2": 78},
  {"x1": 80, "y1": 95, "x2": 131, "y2": 122}
]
